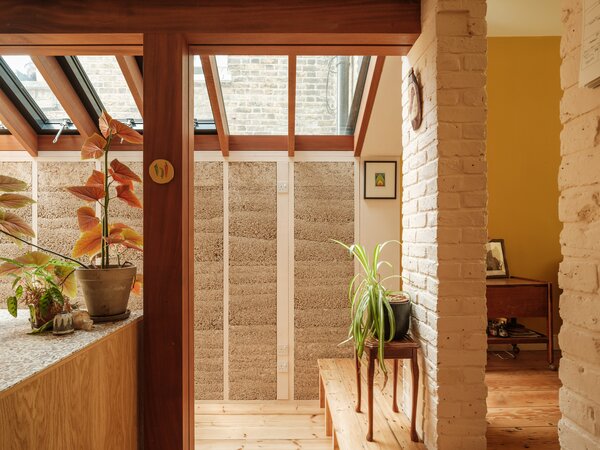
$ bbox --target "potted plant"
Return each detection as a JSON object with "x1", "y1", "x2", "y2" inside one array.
[
  {"x1": 1, "y1": 251, "x2": 78, "y2": 332},
  {"x1": 0, "y1": 175, "x2": 81, "y2": 332},
  {"x1": 66, "y1": 111, "x2": 143, "y2": 318},
  {"x1": 334, "y1": 240, "x2": 411, "y2": 381}
]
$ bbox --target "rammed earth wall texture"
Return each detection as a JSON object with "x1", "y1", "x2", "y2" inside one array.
[
  {"x1": 228, "y1": 162, "x2": 277, "y2": 400},
  {"x1": 37, "y1": 161, "x2": 95, "y2": 306},
  {"x1": 293, "y1": 162, "x2": 354, "y2": 400},
  {"x1": 558, "y1": 1, "x2": 600, "y2": 447},
  {"x1": 194, "y1": 161, "x2": 224, "y2": 400},
  {"x1": 0, "y1": 161, "x2": 32, "y2": 302}
]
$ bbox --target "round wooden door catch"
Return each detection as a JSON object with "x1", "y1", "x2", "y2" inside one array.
[{"x1": 149, "y1": 159, "x2": 175, "y2": 184}]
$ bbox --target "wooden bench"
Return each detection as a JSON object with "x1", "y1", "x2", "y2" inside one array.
[{"x1": 318, "y1": 359, "x2": 424, "y2": 450}]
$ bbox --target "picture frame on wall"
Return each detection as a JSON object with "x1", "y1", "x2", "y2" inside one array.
[
  {"x1": 364, "y1": 161, "x2": 397, "y2": 199},
  {"x1": 486, "y1": 239, "x2": 510, "y2": 278}
]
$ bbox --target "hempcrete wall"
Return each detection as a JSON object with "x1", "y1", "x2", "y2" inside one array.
[
  {"x1": 0, "y1": 162, "x2": 32, "y2": 302},
  {"x1": 194, "y1": 161, "x2": 224, "y2": 400},
  {"x1": 294, "y1": 162, "x2": 354, "y2": 399},
  {"x1": 228, "y1": 162, "x2": 277, "y2": 400},
  {"x1": 558, "y1": 1, "x2": 600, "y2": 447}
]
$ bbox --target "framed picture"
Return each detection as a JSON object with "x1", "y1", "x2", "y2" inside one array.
[
  {"x1": 486, "y1": 239, "x2": 509, "y2": 278},
  {"x1": 364, "y1": 161, "x2": 397, "y2": 199}
]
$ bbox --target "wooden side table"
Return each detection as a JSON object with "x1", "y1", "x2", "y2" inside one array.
[{"x1": 355, "y1": 336, "x2": 420, "y2": 442}]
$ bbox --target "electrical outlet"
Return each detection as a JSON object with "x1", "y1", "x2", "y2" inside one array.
[
  {"x1": 277, "y1": 361, "x2": 289, "y2": 372},
  {"x1": 277, "y1": 181, "x2": 288, "y2": 193}
]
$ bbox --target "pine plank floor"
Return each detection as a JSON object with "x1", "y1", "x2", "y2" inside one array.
[
  {"x1": 486, "y1": 350, "x2": 561, "y2": 450},
  {"x1": 195, "y1": 351, "x2": 561, "y2": 449}
]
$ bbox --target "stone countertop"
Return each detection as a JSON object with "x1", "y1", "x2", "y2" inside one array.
[{"x1": 0, "y1": 309, "x2": 142, "y2": 393}]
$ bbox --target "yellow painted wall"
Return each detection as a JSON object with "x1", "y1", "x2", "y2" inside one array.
[{"x1": 487, "y1": 37, "x2": 562, "y2": 336}]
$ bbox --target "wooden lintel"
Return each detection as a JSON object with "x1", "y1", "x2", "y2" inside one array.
[
  {"x1": 200, "y1": 55, "x2": 229, "y2": 156},
  {"x1": 1, "y1": 134, "x2": 354, "y2": 153},
  {"x1": 0, "y1": 33, "x2": 143, "y2": 46},
  {"x1": 0, "y1": 89, "x2": 37, "y2": 156},
  {"x1": 288, "y1": 55, "x2": 297, "y2": 157},
  {"x1": 189, "y1": 44, "x2": 411, "y2": 56},
  {"x1": 0, "y1": 2, "x2": 421, "y2": 40},
  {"x1": 31, "y1": 56, "x2": 98, "y2": 139},
  {"x1": 354, "y1": 56, "x2": 386, "y2": 157},
  {"x1": 116, "y1": 55, "x2": 144, "y2": 115},
  {"x1": 0, "y1": 46, "x2": 142, "y2": 56}
]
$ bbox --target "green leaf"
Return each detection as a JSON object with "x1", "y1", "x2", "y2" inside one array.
[
  {"x1": 0, "y1": 175, "x2": 28, "y2": 192},
  {"x1": 7, "y1": 296, "x2": 17, "y2": 317},
  {"x1": 11, "y1": 276, "x2": 21, "y2": 290},
  {"x1": 28, "y1": 304, "x2": 35, "y2": 323},
  {"x1": 15, "y1": 284, "x2": 23, "y2": 299},
  {"x1": 28, "y1": 320, "x2": 53, "y2": 334},
  {"x1": 38, "y1": 291, "x2": 51, "y2": 317}
]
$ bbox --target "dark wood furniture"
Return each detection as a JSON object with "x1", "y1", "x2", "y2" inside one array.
[
  {"x1": 355, "y1": 336, "x2": 420, "y2": 442},
  {"x1": 486, "y1": 277, "x2": 555, "y2": 369}
]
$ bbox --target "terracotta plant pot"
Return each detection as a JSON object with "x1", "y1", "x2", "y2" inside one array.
[
  {"x1": 75, "y1": 265, "x2": 136, "y2": 317},
  {"x1": 385, "y1": 294, "x2": 411, "y2": 340}
]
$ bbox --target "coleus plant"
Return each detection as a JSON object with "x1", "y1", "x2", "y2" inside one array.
[
  {"x1": 66, "y1": 112, "x2": 144, "y2": 271},
  {"x1": 0, "y1": 175, "x2": 82, "y2": 329},
  {"x1": 0, "y1": 251, "x2": 78, "y2": 332}
]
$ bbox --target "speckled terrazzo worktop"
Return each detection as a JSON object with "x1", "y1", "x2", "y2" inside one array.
[{"x1": 0, "y1": 309, "x2": 142, "y2": 393}]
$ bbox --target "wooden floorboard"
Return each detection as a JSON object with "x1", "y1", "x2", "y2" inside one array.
[
  {"x1": 195, "y1": 351, "x2": 561, "y2": 449},
  {"x1": 486, "y1": 350, "x2": 561, "y2": 450}
]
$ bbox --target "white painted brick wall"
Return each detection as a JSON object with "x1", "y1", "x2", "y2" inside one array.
[
  {"x1": 401, "y1": 0, "x2": 488, "y2": 448},
  {"x1": 558, "y1": 1, "x2": 600, "y2": 448}
]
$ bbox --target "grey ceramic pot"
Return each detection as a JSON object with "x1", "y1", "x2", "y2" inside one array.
[
  {"x1": 385, "y1": 298, "x2": 412, "y2": 340},
  {"x1": 75, "y1": 265, "x2": 136, "y2": 317}
]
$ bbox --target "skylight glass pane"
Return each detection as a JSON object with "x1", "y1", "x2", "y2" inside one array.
[
  {"x1": 78, "y1": 56, "x2": 142, "y2": 123},
  {"x1": 193, "y1": 55, "x2": 215, "y2": 123},
  {"x1": 219, "y1": 56, "x2": 288, "y2": 135},
  {"x1": 0, "y1": 120, "x2": 6, "y2": 131},
  {"x1": 296, "y1": 56, "x2": 366, "y2": 135},
  {"x1": 3, "y1": 55, "x2": 71, "y2": 123}
]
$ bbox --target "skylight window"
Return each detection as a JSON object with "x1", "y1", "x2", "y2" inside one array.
[
  {"x1": 193, "y1": 55, "x2": 216, "y2": 131},
  {"x1": 296, "y1": 56, "x2": 367, "y2": 135},
  {"x1": 1, "y1": 55, "x2": 72, "y2": 126},
  {"x1": 77, "y1": 56, "x2": 142, "y2": 125},
  {"x1": 218, "y1": 55, "x2": 288, "y2": 135}
]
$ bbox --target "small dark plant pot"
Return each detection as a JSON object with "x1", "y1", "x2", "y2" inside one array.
[
  {"x1": 76, "y1": 265, "x2": 136, "y2": 317},
  {"x1": 384, "y1": 295, "x2": 411, "y2": 340}
]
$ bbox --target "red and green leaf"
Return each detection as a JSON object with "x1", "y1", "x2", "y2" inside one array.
[
  {"x1": 110, "y1": 159, "x2": 142, "y2": 184},
  {"x1": 77, "y1": 206, "x2": 100, "y2": 232},
  {"x1": 99, "y1": 111, "x2": 117, "y2": 138},
  {"x1": 131, "y1": 274, "x2": 143, "y2": 295},
  {"x1": 81, "y1": 133, "x2": 107, "y2": 160},
  {"x1": 115, "y1": 185, "x2": 142, "y2": 208},
  {"x1": 0, "y1": 193, "x2": 35, "y2": 209},
  {"x1": 113, "y1": 120, "x2": 143, "y2": 144},
  {"x1": 98, "y1": 111, "x2": 143, "y2": 144},
  {"x1": 121, "y1": 228, "x2": 143, "y2": 251},
  {"x1": 0, "y1": 175, "x2": 28, "y2": 192},
  {"x1": 72, "y1": 225, "x2": 102, "y2": 258},
  {"x1": 0, "y1": 210, "x2": 35, "y2": 238},
  {"x1": 86, "y1": 170, "x2": 105, "y2": 187},
  {"x1": 66, "y1": 185, "x2": 105, "y2": 202}
]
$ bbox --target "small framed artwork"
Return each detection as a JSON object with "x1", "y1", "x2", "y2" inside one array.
[
  {"x1": 364, "y1": 161, "x2": 397, "y2": 199},
  {"x1": 486, "y1": 239, "x2": 509, "y2": 278}
]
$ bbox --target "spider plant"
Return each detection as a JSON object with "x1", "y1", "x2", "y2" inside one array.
[{"x1": 334, "y1": 240, "x2": 409, "y2": 381}]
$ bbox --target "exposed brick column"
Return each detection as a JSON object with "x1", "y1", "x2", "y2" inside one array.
[
  {"x1": 401, "y1": 1, "x2": 488, "y2": 448},
  {"x1": 558, "y1": 1, "x2": 600, "y2": 448}
]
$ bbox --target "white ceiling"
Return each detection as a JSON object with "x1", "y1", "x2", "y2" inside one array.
[{"x1": 487, "y1": 0, "x2": 561, "y2": 36}]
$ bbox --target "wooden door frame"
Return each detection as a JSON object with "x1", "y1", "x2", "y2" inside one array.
[{"x1": 0, "y1": 4, "x2": 421, "y2": 449}]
